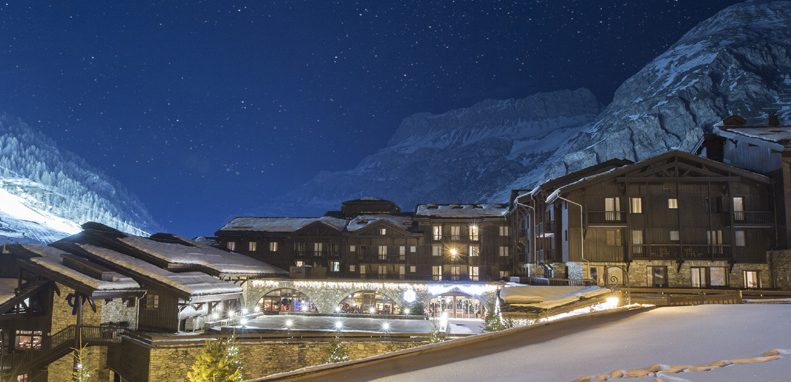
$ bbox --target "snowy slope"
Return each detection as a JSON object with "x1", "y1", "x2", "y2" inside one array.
[
  {"x1": 269, "y1": 89, "x2": 599, "y2": 214},
  {"x1": 490, "y1": 0, "x2": 791, "y2": 199},
  {"x1": 0, "y1": 115, "x2": 155, "y2": 243}
]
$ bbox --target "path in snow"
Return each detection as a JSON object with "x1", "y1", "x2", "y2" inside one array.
[{"x1": 270, "y1": 304, "x2": 790, "y2": 382}]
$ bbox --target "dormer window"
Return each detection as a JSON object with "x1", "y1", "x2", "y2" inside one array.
[{"x1": 379, "y1": 228, "x2": 387, "y2": 236}]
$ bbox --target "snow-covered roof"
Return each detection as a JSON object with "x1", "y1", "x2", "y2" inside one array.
[
  {"x1": 415, "y1": 204, "x2": 508, "y2": 218},
  {"x1": 716, "y1": 125, "x2": 791, "y2": 146},
  {"x1": 78, "y1": 244, "x2": 241, "y2": 297},
  {"x1": 21, "y1": 245, "x2": 141, "y2": 292},
  {"x1": 0, "y1": 278, "x2": 17, "y2": 306},
  {"x1": 346, "y1": 214, "x2": 414, "y2": 232},
  {"x1": 117, "y1": 236, "x2": 286, "y2": 276},
  {"x1": 219, "y1": 216, "x2": 349, "y2": 233},
  {"x1": 499, "y1": 285, "x2": 611, "y2": 309}
]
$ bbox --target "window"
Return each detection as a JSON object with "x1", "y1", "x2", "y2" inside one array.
[
  {"x1": 294, "y1": 242, "x2": 305, "y2": 255},
  {"x1": 469, "y1": 225, "x2": 479, "y2": 241},
  {"x1": 606, "y1": 229, "x2": 622, "y2": 246},
  {"x1": 450, "y1": 265, "x2": 461, "y2": 280},
  {"x1": 669, "y1": 230, "x2": 680, "y2": 241},
  {"x1": 269, "y1": 241, "x2": 278, "y2": 252},
  {"x1": 15, "y1": 330, "x2": 43, "y2": 350},
  {"x1": 378, "y1": 265, "x2": 387, "y2": 278},
  {"x1": 330, "y1": 261, "x2": 340, "y2": 272},
  {"x1": 145, "y1": 294, "x2": 159, "y2": 310},
  {"x1": 469, "y1": 244, "x2": 480, "y2": 257},
  {"x1": 499, "y1": 271, "x2": 510, "y2": 279},
  {"x1": 733, "y1": 197, "x2": 745, "y2": 221},
  {"x1": 451, "y1": 226, "x2": 461, "y2": 240},
  {"x1": 226, "y1": 241, "x2": 236, "y2": 251},
  {"x1": 360, "y1": 264, "x2": 366, "y2": 276},
  {"x1": 349, "y1": 245, "x2": 356, "y2": 253},
  {"x1": 296, "y1": 260, "x2": 304, "y2": 267},
  {"x1": 379, "y1": 228, "x2": 387, "y2": 236},
  {"x1": 349, "y1": 264, "x2": 356, "y2": 272},
  {"x1": 630, "y1": 197, "x2": 642, "y2": 214},
  {"x1": 605, "y1": 197, "x2": 621, "y2": 221},
  {"x1": 16, "y1": 374, "x2": 28, "y2": 382},
  {"x1": 735, "y1": 230, "x2": 746, "y2": 247},
  {"x1": 409, "y1": 265, "x2": 417, "y2": 273},
  {"x1": 632, "y1": 230, "x2": 644, "y2": 254},
  {"x1": 248, "y1": 241, "x2": 257, "y2": 252},
  {"x1": 590, "y1": 267, "x2": 599, "y2": 283},
  {"x1": 499, "y1": 246, "x2": 509, "y2": 257},
  {"x1": 743, "y1": 271, "x2": 760, "y2": 289},
  {"x1": 410, "y1": 245, "x2": 417, "y2": 253},
  {"x1": 399, "y1": 245, "x2": 406, "y2": 260},
  {"x1": 648, "y1": 266, "x2": 667, "y2": 287},
  {"x1": 432, "y1": 244, "x2": 442, "y2": 257},
  {"x1": 499, "y1": 226, "x2": 509, "y2": 237},
  {"x1": 469, "y1": 266, "x2": 479, "y2": 281},
  {"x1": 433, "y1": 225, "x2": 442, "y2": 240},
  {"x1": 710, "y1": 267, "x2": 727, "y2": 287},
  {"x1": 432, "y1": 265, "x2": 442, "y2": 281},
  {"x1": 668, "y1": 198, "x2": 678, "y2": 209},
  {"x1": 378, "y1": 245, "x2": 388, "y2": 260},
  {"x1": 399, "y1": 265, "x2": 406, "y2": 279},
  {"x1": 707, "y1": 230, "x2": 724, "y2": 254},
  {"x1": 313, "y1": 242, "x2": 323, "y2": 257},
  {"x1": 691, "y1": 267, "x2": 708, "y2": 288}
]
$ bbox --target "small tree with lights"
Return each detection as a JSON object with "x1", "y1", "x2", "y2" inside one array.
[
  {"x1": 71, "y1": 344, "x2": 92, "y2": 382},
  {"x1": 483, "y1": 306, "x2": 512, "y2": 332},
  {"x1": 187, "y1": 335, "x2": 244, "y2": 382},
  {"x1": 326, "y1": 336, "x2": 349, "y2": 363}
]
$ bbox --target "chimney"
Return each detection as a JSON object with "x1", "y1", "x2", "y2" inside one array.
[
  {"x1": 721, "y1": 114, "x2": 746, "y2": 128},
  {"x1": 768, "y1": 112, "x2": 780, "y2": 127}
]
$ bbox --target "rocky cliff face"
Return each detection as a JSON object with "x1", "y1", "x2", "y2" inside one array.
[
  {"x1": 491, "y1": 0, "x2": 791, "y2": 199},
  {"x1": 0, "y1": 115, "x2": 155, "y2": 243},
  {"x1": 271, "y1": 89, "x2": 600, "y2": 214}
]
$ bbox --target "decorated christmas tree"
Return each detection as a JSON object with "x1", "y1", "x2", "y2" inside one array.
[
  {"x1": 71, "y1": 345, "x2": 92, "y2": 382},
  {"x1": 187, "y1": 336, "x2": 244, "y2": 382},
  {"x1": 326, "y1": 336, "x2": 350, "y2": 363}
]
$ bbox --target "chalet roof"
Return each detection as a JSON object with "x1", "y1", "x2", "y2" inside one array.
[
  {"x1": 20, "y1": 245, "x2": 141, "y2": 293},
  {"x1": 346, "y1": 214, "x2": 414, "y2": 232},
  {"x1": 515, "y1": 158, "x2": 633, "y2": 201},
  {"x1": 116, "y1": 235, "x2": 286, "y2": 277},
  {"x1": 415, "y1": 203, "x2": 508, "y2": 218},
  {"x1": 545, "y1": 150, "x2": 772, "y2": 204},
  {"x1": 219, "y1": 216, "x2": 349, "y2": 233},
  {"x1": 712, "y1": 114, "x2": 791, "y2": 147},
  {"x1": 77, "y1": 244, "x2": 241, "y2": 298},
  {"x1": 0, "y1": 278, "x2": 17, "y2": 306}
]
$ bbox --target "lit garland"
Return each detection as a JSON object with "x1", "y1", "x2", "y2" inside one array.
[{"x1": 250, "y1": 279, "x2": 500, "y2": 296}]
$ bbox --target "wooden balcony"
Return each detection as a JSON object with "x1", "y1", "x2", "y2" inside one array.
[
  {"x1": 631, "y1": 244, "x2": 731, "y2": 261},
  {"x1": 732, "y1": 211, "x2": 773, "y2": 226},
  {"x1": 587, "y1": 211, "x2": 627, "y2": 225}
]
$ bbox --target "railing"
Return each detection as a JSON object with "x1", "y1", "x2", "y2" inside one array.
[
  {"x1": 732, "y1": 211, "x2": 773, "y2": 225},
  {"x1": 587, "y1": 211, "x2": 626, "y2": 224},
  {"x1": 625, "y1": 288, "x2": 743, "y2": 306},
  {"x1": 631, "y1": 244, "x2": 731, "y2": 260},
  {"x1": 526, "y1": 277, "x2": 594, "y2": 286}
]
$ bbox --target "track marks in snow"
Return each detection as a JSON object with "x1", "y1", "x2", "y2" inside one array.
[{"x1": 571, "y1": 348, "x2": 790, "y2": 382}]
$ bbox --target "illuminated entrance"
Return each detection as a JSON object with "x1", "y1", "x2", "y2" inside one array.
[
  {"x1": 338, "y1": 290, "x2": 400, "y2": 315},
  {"x1": 258, "y1": 288, "x2": 317, "y2": 313},
  {"x1": 428, "y1": 292, "x2": 483, "y2": 319}
]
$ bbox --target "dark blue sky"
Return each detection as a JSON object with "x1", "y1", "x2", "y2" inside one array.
[{"x1": 0, "y1": 0, "x2": 740, "y2": 237}]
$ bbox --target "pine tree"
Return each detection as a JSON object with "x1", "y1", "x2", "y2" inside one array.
[
  {"x1": 326, "y1": 336, "x2": 350, "y2": 363},
  {"x1": 71, "y1": 345, "x2": 92, "y2": 382},
  {"x1": 187, "y1": 336, "x2": 244, "y2": 382},
  {"x1": 429, "y1": 321, "x2": 447, "y2": 343}
]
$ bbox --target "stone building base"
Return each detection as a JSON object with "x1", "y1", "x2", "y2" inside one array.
[
  {"x1": 768, "y1": 249, "x2": 791, "y2": 290},
  {"x1": 573, "y1": 260, "x2": 770, "y2": 289}
]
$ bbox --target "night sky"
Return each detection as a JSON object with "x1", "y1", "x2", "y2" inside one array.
[{"x1": 0, "y1": 1, "x2": 741, "y2": 237}]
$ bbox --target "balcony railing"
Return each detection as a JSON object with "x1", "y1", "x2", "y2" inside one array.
[
  {"x1": 587, "y1": 211, "x2": 626, "y2": 224},
  {"x1": 732, "y1": 211, "x2": 773, "y2": 226},
  {"x1": 631, "y1": 244, "x2": 731, "y2": 260}
]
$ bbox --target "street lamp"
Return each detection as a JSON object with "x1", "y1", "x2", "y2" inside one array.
[
  {"x1": 449, "y1": 247, "x2": 458, "y2": 258},
  {"x1": 334, "y1": 321, "x2": 343, "y2": 331}
]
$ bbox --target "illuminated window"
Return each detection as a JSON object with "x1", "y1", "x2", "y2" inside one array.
[
  {"x1": 735, "y1": 230, "x2": 746, "y2": 247},
  {"x1": 349, "y1": 245, "x2": 356, "y2": 253},
  {"x1": 399, "y1": 245, "x2": 406, "y2": 260},
  {"x1": 433, "y1": 225, "x2": 442, "y2": 240},
  {"x1": 606, "y1": 229, "x2": 622, "y2": 246},
  {"x1": 313, "y1": 242, "x2": 323, "y2": 257},
  {"x1": 743, "y1": 271, "x2": 759, "y2": 289},
  {"x1": 359, "y1": 264, "x2": 366, "y2": 276},
  {"x1": 499, "y1": 226, "x2": 509, "y2": 237},
  {"x1": 670, "y1": 230, "x2": 680, "y2": 241},
  {"x1": 632, "y1": 230, "x2": 644, "y2": 254},
  {"x1": 605, "y1": 197, "x2": 621, "y2": 221},
  {"x1": 145, "y1": 294, "x2": 159, "y2": 310},
  {"x1": 378, "y1": 265, "x2": 387, "y2": 278},
  {"x1": 379, "y1": 228, "x2": 387, "y2": 236},
  {"x1": 499, "y1": 246, "x2": 509, "y2": 257},
  {"x1": 450, "y1": 265, "x2": 461, "y2": 280},
  {"x1": 733, "y1": 197, "x2": 745, "y2": 221},
  {"x1": 469, "y1": 225, "x2": 479, "y2": 241},
  {"x1": 432, "y1": 266, "x2": 442, "y2": 281},
  {"x1": 409, "y1": 245, "x2": 417, "y2": 253},
  {"x1": 499, "y1": 271, "x2": 510, "y2": 279},
  {"x1": 248, "y1": 241, "x2": 257, "y2": 252},
  {"x1": 226, "y1": 241, "x2": 236, "y2": 251},
  {"x1": 469, "y1": 244, "x2": 480, "y2": 257},
  {"x1": 469, "y1": 266, "x2": 479, "y2": 281},
  {"x1": 450, "y1": 226, "x2": 461, "y2": 240},
  {"x1": 330, "y1": 261, "x2": 340, "y2": 272},
  {"x1": 630, "y1": 197, "x2": 642, "y2": 214},
  {"x1": 349, "y1": 264, "x2": 356, "y2": 272},
  {"x1": 296, "y1": 260, "x2": 304, "y2": 267},
  {"x1": 269, "y1": 241, "x2": 278, "y2": 252},
  {"x1": 399, "y1": 265, "x2": 406, "y2": 279},
  {"x1": 432, "y1": 244, "x2": 442, "y2": 257},
  {"x1": 409, "y1": 265, "x2": 416, "y2": 273},
  {"x1": 378, "y1": 245, "x2": 388, "y2": 260},
  {"x1": 15, "y1": 330, "x2": 43, "y2": 350},
  {"x1": 668, "y1": 198, "x2": 678, "y2": 209}
]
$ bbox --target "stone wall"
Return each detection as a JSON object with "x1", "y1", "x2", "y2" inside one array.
[
  {"x1": 583, "y1": 261, "x2": 771, "y2": 288},
  {"x1": 127, "y1": 336, "x2": 426, "y2": 382},
  {"x1": 768, "y1": 249, "x2": 791, "y2": 290}
]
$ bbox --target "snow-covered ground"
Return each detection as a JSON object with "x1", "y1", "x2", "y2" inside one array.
[{"x1": 275, "y1": 304, "x2": 790, "y2": 382}]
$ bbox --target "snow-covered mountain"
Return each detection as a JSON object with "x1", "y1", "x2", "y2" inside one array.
[
  {"x1": 270, "y1": 88, "x2": 600, "y2": 214},
  {"x1": 0, "y1": 115, "x2": 155, "y2": 243},
  {"x1": 490, "y1": 0, "x2": 791, "y2": 200}
]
